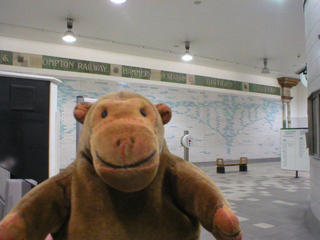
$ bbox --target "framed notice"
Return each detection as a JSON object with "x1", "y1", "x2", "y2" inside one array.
[{"x1": 280, "y1": 128, "x2": 310, "y2": 172}]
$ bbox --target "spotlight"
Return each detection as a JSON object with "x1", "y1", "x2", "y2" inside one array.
[
  {"x1": 62, "y1": 19, "x2": 76, "y2": 43},
  {"x1": 261, "y1": 58, "x2": 270, "y2": 74},
  {"x1": 296, "y1": 64, "x2": 307, "y2": 87},
  {"x1": 182, "y1": 41, "x2": 193, "y2": 61}
]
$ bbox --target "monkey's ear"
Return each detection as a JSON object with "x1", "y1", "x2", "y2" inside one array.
[
  {"x1": 155, "y1": 103, "x2": 172, "y2": 125},
  {"x1": 74, "y1": 102, "x2": 94, "y2": 124}
]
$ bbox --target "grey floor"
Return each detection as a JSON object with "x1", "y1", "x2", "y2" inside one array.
[{"x1": 196, "y1": 161, "x2": 319, "y2": 240}]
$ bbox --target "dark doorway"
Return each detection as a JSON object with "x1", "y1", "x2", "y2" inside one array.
[{"x1": 0, "y1": 76, "x2": 50, "y2": 183}]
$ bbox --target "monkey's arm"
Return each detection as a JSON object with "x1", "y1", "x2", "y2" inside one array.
[
  {"x1": 169, "y1": 159, "x2": 242, "y2": 240},
  {"x1": 0, "y1": 167, "x2": 73, "y2": 240}
]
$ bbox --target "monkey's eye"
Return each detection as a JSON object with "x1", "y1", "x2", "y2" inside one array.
[
  {"x1": 101, "y1": 110, "x2": 108, "y2": 118},
  {"x1": 140, "y1": 109, "x2": 147, "y2": 117}
]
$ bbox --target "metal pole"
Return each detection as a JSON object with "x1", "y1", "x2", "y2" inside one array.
[{"x1": 184, "y1": 130, "x2": 189, "y2": 161}]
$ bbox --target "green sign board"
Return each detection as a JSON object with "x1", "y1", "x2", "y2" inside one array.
[
  {"x1": 77, "y1": 60, "x2": 110, "y2": 75},
  {"x1": 122, "y1": 66, "x2": 151, "y2": 79},
  {"x1": 249, "y1": 83, "x2": 280, "y2": 95},
  {"x1": 161, "y1": 71, "x2": 186, "y2": 84},
  {"x1": 0, "y1": 49, "x2": 282, "y2": 97},
  {"x1": 0, "y1": 50, "x2": 13, "y2": 65},
  {"x1": 195, "y1": 76, "x2": 242, "y2": 90},
  {"x1": 42, "y1": 56, "x2": 110, "y2": 75}
]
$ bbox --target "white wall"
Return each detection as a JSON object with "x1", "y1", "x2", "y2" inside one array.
[
  {"x1": 290, "y1": 81, "x2": 308, "y2": 128},
  {"x1": 305, "y1": 0, "x2": 320, "y2": 97},
  {"x1": 0, "y1": 36, "x2": 280, "y2": 87},
  {"x1": 0, "y1": 36, "x2": 306, "y2": 169},
  {"x1": 304, "y1": 0, "x2": 320, "y2": 223}
]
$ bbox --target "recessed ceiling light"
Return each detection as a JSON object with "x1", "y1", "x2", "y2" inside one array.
[{"x1": 110, "y1": 0, "x2": 126, "y2": 3}]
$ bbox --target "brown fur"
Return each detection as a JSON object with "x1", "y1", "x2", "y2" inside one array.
[{"x1": 0, "y1": 91, "x2": 241, "y2": 240}]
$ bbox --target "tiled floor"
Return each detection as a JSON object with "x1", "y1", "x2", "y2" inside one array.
[{"x1": 195, "y1": 161, "x2": 319, "y2": 240}]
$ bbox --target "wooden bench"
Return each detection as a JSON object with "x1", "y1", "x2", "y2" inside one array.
[{"x1": 216, "y1": 157, "x2": 248, "y2": 173}]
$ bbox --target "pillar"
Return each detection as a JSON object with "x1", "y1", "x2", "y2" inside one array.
[{"x1": 277, "y1": 77, "x2": 300, "y2": 128}]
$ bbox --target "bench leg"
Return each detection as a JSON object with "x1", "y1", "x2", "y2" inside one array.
[
  {"x1": 239, "y1": 164, "x2": 247, "y2": 172},
  {"x1": 217, "y1": 166, "x2": 225, "y2": 173}
]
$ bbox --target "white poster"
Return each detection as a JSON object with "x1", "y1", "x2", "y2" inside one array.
[{"x1": 280, "y1": 129, "x2": 310, "y2": 171}]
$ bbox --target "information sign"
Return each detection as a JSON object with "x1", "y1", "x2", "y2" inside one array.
[{"x1": 280, "y1": 128, "x2": 310, "y2": 172}]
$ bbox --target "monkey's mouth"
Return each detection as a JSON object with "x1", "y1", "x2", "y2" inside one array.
[{"x1": 96, "y1": 150, "x2": 156, "y2": 169}]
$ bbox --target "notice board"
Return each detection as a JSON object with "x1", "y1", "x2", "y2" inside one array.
[{"x1": 280, "y1": 128, "x2": 310, "y2": 171}]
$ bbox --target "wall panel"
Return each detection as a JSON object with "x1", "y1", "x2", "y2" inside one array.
[{"x1": 58, "y1": 77, "x2": 282, "y2": 168}]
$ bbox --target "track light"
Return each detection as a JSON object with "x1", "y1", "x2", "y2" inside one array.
[
  {"x1": 261, "y1": 58, "x2": 270, "y2": 74},
  {"x1": 63, "y1": 19, "x2": 76, "y2": 43},
  {"x1": 182, "y1": 41, "x2": 193, "y2": 61},
  {"x1": 300, "y1": 73, "x2": 308, "y2": 87},
  {"x1": 296, "y1": 64, "x2": 308, "y2": 87}
]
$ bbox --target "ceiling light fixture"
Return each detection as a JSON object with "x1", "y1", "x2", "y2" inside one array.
[
  {"x1": 295, "y1": 64, "x2": 308, "y2": 87},
  {"x1": 261, "y1": 58, "x2": 270, "y2": 74},
  {"x1": 182, "y1": 41, "x2": 193, "y2": 61},
  {"x1": 110, "y1": 0, "x2": 126, "y2": 3},
  {"x1": 62, "y1": 18, "x2": 76, "y2": 43}
]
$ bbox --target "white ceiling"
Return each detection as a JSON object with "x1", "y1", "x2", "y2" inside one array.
[{"x1": 0, "y1": 0, "x2": 306, "y2": 79}]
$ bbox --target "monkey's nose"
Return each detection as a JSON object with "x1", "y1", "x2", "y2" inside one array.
[
  {"x1": 116, "y1": 138, "x2": 135, "y2": 147},
  {"x1": 117, "y1": 138, "x2": 135, "y2": 157}
]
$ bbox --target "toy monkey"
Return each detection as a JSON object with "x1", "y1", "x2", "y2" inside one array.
[{"x1": 0, "y1": 91, "x2": 241, "y2": 240}]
